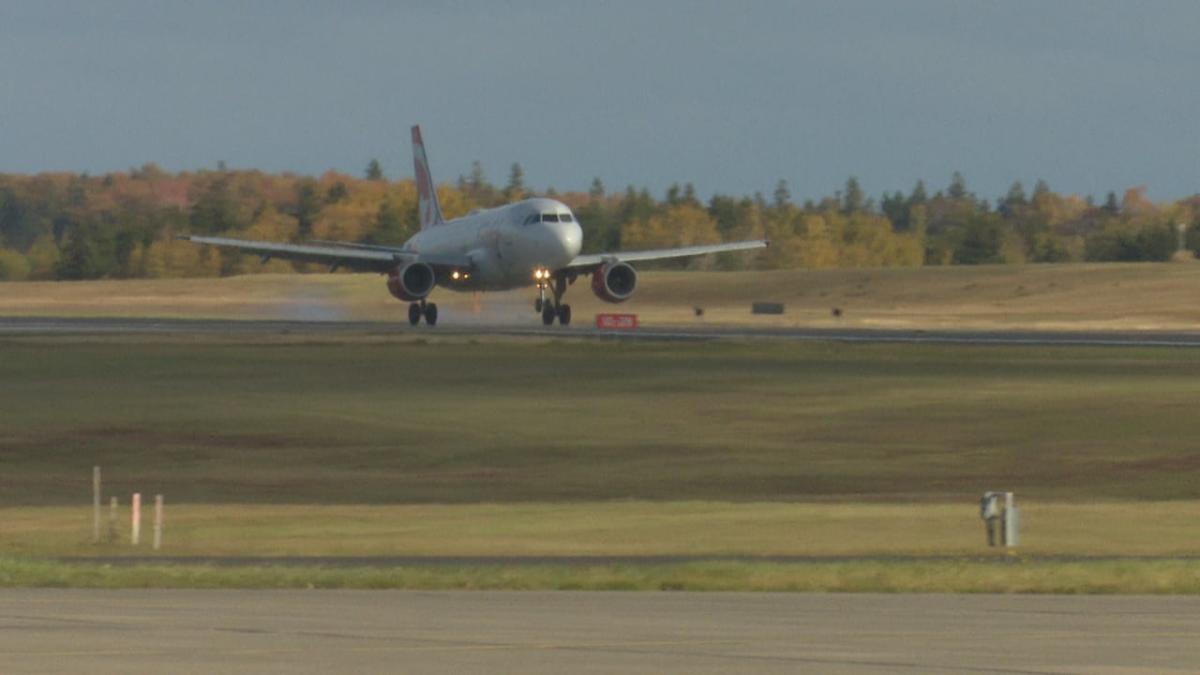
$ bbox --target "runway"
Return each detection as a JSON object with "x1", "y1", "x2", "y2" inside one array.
[
  {"x1": 2, "y1": 590, "x2": 1197, "y2": 674},
  {"x1": 5, "y1": 315, "x2": 1200, "y2": 347}
]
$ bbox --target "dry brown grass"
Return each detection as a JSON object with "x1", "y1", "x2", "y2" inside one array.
[{"x1": 5, "y1": 263, "x2": 1200, "y2": 329}]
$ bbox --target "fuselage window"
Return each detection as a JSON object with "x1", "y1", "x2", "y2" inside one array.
[
  {"x1": 559, "y1": 213, "x2": 574, "y2": 222},
  {"x1": 541, "y1": 213, "x2": 560, "y2": 222}
]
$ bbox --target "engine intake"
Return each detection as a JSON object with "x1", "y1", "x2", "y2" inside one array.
[
  {"x1": 591, "y1": 261, "x2": 638, "y2": 303},
  {"x1": 387, "y1": 262, "x2": 436, "y2": 301}
]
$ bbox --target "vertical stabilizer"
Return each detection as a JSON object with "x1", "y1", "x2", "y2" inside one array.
[{"x1": 411, "y1": 125, "x2": 445, "y2": 229}]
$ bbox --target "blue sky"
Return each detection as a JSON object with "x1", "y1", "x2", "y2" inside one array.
[{"x1": 1, "y1": 1, "x2": 1197, "y2": 202}]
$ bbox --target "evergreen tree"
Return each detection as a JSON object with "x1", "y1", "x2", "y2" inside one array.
[
  {"x1": 294, "y1": 179, "x2": 322, "y2": 238},
  {"x1": 1103, "y1": 191, "x2": 1120, "y2": 215},
  {"x1": 1032, "y1": 179, "x2": 1051, "y2": 201},
  {"x1": 666, "y1": 183, "x2": 682, "y2": 206},
  {"x1": 773, "y1": 179, "x2": 791, "y2": 209},
  {"x1": 326, "y1": 181, "x2": 349, "y2": 203},
  {"x1": 190, "y1": 174, "x2": 241, "y2": 234},
  {"x1": 683, "y1": 182, "x2": 698, "y2": 206},
  {"x1": 365, "y1": 159, "x2": 384, "y2": 181},
  {"x1": 842, "y1": 176, "x2": 865, "y2": 214},
  {"x1": 589, "y1": 177, "x2": 606, "y2": 200},
  {"x1": 881, "y1": 191, "x2": 908, "y2": 230},
  {"x1": 947, "y1": 171, "x2": 968, "y2": 200},
  {"x1": 708, "y1": 194, "x2": 741, "y2": 237},
  {"x1": 998, "y1": 181, "x2": 1026, "y2": 218},
  {"x1": 369, "y1": 198, "x2": 414, "y2": 245},
  {"x1": 1005, "y1": 181, "x2": 1027, "y2": 206},
  {"x1": 908, "y1": 180, "x2": 928, "y2": 206},
  {"x1": 57, "y1": 227, "x2": 99, "y2": 280},
  {"x1": 503, "y1": 163, "x2": 525, "y2": 201}
]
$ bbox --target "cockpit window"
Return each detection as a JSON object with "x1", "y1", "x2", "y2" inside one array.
[
  {"x1": 541, "y1": 213, "x2": 560, "y2": 222},
  {"x1": 523, "y1": 214, "x2": 538, "y2": 225},
  {"x1": 559, "y1": 213, "x2": 574, "y2": 222}
]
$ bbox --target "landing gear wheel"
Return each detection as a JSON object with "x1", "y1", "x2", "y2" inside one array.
[
  {"x1": 541, "y1": 304, "x2": 556, "y2": 326},
  {"x1": 534, "y1": 297, "x2": 543, "y2": 313},
  {"x1": 557, "y1": 304, "x2": 571, "y2": 326},
  {"x1": 423, "y1": 303, "x2": 438, "y2": 326},
  {"x1": 408, "y1": 303, "x2": 421, "y2": 326}
]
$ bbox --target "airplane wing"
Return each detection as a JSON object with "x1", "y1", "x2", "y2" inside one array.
[
  {"x1": 179, "y1": 235, "x2": 473, "y2": 273},
  {"x1": 563, "y1": 239, "x2": 768, "y2": 272}
]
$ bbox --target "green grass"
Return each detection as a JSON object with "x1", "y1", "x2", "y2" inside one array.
[
  {"x1": 5, "y1": 333, "x2": 1200, "y2": 590},
  {"x1": 4, "y1": 557, "x2": 1199, "y2": 593},
  {"x1": 6, "y1": 501, "x2": 1200, "y2": 558},
  {"x1": 3, "y1": 337, "x2": 1200, "y2": 505}
]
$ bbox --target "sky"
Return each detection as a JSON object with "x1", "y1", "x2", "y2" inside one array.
[{"x1": 1, "y1": 1, "x2": 1198, "y2": 203}]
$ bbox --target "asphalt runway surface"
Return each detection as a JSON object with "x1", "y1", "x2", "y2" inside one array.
[
  {"x1": 3, "y1": 590, "x2": 1198, "y2": 674},
  {"x1": 5, "y1": 315, "x2": 1200, "y2": 347}
]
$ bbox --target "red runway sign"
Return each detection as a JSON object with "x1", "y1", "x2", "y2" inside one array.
[{"x1": 595, "y1": 313, "x2": 639, "y2": 330}]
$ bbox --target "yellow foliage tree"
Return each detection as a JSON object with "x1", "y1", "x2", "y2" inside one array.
[
  {"x1": 0, "y1": 248, "x2": 31, "y2": 281},
  {"x1": 232, "y1": 206, "x2": 299, "y2": 274},
  {"x1": 622, "y1": 204, "x2": 720, "y2": 250},
  {"x1": 25, "y1": 235, "x2": 62, "y2": 280}
]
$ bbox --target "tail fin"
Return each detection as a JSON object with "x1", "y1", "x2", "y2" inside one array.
[{"x1": 411, "y1": 125, "x2": 445, "y2": 230}]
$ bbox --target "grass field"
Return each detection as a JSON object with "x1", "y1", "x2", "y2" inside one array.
[
  {"x1": 4, "y1": 557, "x2": 1199, "y2": 594},
  {"x1": 4, "y1": 262, "x2": 1200, "y2": 329},
  {"x1": 3, "y1": 337, "x2": 1200, "y2": 506},
  {"x1": 5, "y1": 501, "x2": 1200, "y2": 558},
  {"x1": 4, "y1": 310, "x2": 1200, "y2": 589}
]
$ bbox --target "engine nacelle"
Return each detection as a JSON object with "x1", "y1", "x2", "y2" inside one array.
[
  {"x1": 591, "y1": 261, "x2": 638, "y2": 303},
  {"x1": 387, "y1": 262, "x2": 436, "y2": 301}
]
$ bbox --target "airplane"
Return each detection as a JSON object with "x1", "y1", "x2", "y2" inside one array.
[{"x1": 182, "y1": 126, "x2": 768, "y2": 326}]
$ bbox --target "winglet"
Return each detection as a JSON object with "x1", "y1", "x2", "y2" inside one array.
[{"x1": 411, "y1": 125, "x2": 445, "y2": 230}]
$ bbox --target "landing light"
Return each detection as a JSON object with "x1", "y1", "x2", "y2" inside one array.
[{"x1": 451, "y1": 271, "x2": 460, "y2": 280}]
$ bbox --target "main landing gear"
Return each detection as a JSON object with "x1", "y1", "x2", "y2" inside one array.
[
  {"x1": 408, "y1": 300, "x2": 438, "y2": 326},
  {"x1": 536, "y1": 274, "x2": 572, "y2": 326}
]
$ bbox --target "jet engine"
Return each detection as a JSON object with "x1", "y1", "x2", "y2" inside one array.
[
  {"x1": 590, "y1": 261, "x2": 638, "y2": 303},
  {"x1": 387, "y1": 262, "x2": 436, "y2": 301}
]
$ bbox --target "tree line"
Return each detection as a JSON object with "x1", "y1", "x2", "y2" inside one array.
[{"x1": 0, "y1": 160, "x2": 1197, "y2": 281}]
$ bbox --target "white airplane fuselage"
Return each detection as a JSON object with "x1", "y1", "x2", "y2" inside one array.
[{"x1": 406, "y1": 197, "x2": 583, "y2": 292}]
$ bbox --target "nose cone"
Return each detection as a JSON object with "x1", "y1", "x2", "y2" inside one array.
[{"x1": 558, "y1": 220, "x2": 582, "y2": 260}]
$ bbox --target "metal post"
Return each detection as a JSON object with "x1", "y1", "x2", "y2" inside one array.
[
  {"x1": 131, "y1": 493, "x2": 141, "y2": 546},
  {"x1": 152, "y1": 494, "x2": 164, "y2": 551},
  {"x1": 108, "y1": 496, "x2": 118, "y2": 543},
  {"x1": 1004, "y1": 492, "x2": 1019, "y2": 548},
  {"x1": 92, "y1": 466, "x2": 101, "y2": 544}
]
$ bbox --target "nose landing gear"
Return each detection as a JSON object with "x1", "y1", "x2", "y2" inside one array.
[
  {"x1": 408, "y1": 299, "x2": 438, "y2": 326},
  {"x1": 536, "y1": 273, "x2": 572, "y2": 326}
]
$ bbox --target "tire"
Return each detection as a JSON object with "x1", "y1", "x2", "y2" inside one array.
[
  {"x1": 408, "y1": 303, "x2": 421, "y2": 326},
  {"x1": 541, "y1": 304, "x2": 556, "y2": 326},
  {"x1": 424, "y1": 303, "x2": 438, "y2": 326},
  {"x1": 557, "y1": 303, "x2": 571, "y2": 326}
]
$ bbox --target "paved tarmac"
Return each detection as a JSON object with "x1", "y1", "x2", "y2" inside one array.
[
  {"x1": 5, "y1": 315, "x2": 1200, "y2": 347},
  {"x1": 2, "y1": 590, "x2": 1198, "y2": 674}
]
